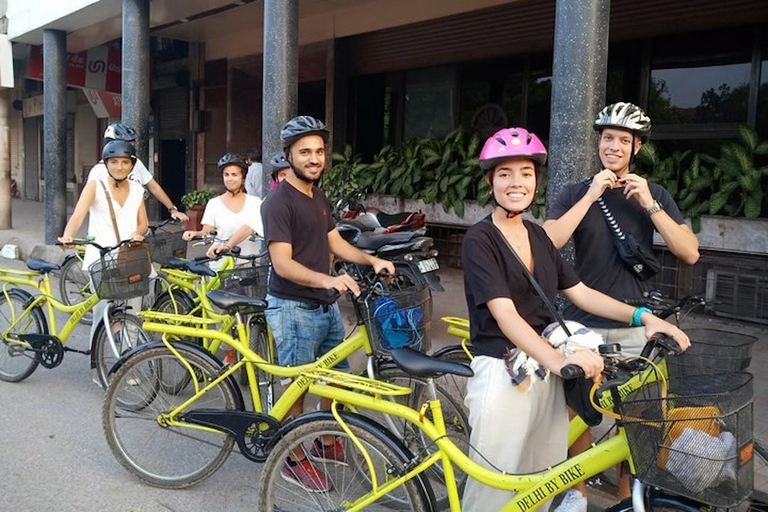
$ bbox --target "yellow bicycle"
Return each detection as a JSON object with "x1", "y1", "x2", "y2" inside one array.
[
  {"x1": 101, "y1": 272, "x2": 468, "y2": 503},
  {"x1": 0, "y1": 238, "x2": 150, "y2": 387},
  {"x1": 257, "y1": 336, "x2": 757, "y2": 511}
]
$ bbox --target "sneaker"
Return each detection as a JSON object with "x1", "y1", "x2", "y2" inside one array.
[
  {"x1": 554, "y1": 489, "x2": 588, "y2": 512},
  {"x1": 280, "y1": 457, "x2": 333, "y2": 492},
  {"x1": 223, "y1": 350, "x2": 236, "y2": 365},
  {"x1": 309, "y1": 438, "x2": 347, "y2": 466}
]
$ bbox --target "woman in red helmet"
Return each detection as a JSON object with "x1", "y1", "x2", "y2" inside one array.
[{"x1": 461, "y1": 127, "x2": 688, "y2": 512}]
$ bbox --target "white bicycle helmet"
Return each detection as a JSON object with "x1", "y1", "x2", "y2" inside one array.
[{"x1": 594, "y1": 102, "x2": 651, "y2": 140}]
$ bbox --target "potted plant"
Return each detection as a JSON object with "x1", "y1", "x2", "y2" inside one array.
[{"x1": 180, "y1": 188, "x2": 217, "y2": 231}]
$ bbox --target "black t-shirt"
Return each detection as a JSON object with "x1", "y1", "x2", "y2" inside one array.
[
  {"x1": 547, "y1": 180, "x2": 685, "y2": 328},
  {"x1": 462, "y1": 216, "x2": 581, "y2": 359},
  {"x1": 261, "y1": 181, "x2": 335, "y2": 303}
]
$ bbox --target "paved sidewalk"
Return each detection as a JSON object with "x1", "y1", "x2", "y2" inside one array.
[{"x1": 0, "y1": 197, "x2": 766, "y2": 509}]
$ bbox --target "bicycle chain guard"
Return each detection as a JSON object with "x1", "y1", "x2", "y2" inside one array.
[
  {"x1": 180, "y1": 410, "x2": 281, "y2": 463},
  {"x1": 19, "y1": 333, "x2": 64, "y2": 369}
]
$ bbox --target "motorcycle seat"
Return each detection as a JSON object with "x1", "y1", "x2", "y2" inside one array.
[{"x1": 355, "y1": 231, "x2": 421, "y2": 251}]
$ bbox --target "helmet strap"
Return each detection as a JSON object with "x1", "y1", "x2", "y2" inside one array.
[{"x1": 107, "y1": 169, "x2": 127, "y2": 187}]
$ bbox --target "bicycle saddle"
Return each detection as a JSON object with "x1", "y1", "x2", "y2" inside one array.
[
  {"x1": 27, "y1": 259, "x2": 61, "y2": 273},
  {"x1": 207, "y1": 290, "x2": 268, "y2": 314},
  {"x1": 390, "y1": 347, "x2": 474, "y2": 379}
]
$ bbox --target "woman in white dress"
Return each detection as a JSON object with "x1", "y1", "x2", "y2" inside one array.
[{"x1": 58, "y1": 140, "x2": 148, "y2": 382}]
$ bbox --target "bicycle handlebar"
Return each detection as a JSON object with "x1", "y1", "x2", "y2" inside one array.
[
  {"x1": 57, "y1": 237, "x2": 141, "y2": 255},
  {"x1": 146, "y1": 217, "x2": 180, "y2": 234},
  {"x1": 561, "y1": 333, "x2": 682, "y2": 382}
]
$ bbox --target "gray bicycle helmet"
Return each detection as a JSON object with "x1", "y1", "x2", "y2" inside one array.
[
  {"x1": 280, "y1": 116, "x2": 330, "y2": 150},
  {"x1": 593, "y1": 102, "x2": 651, "y2": 140},
  {"x1": 270, "y1": 152, "x2": 290, "y2": 170},
  {"x1": 217, "y1": 153, "x2": 248, "y2": 171},
  {"x1": 102, "y1": 140, "x2": 137, "y2": 163},
  {"x1": 104, "y1": 123, "x2": 138, "y2": 142}
]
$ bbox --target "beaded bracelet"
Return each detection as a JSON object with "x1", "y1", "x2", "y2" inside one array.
[{"x1": 630, "y1": 307, "x2": 651, "y2": 327}]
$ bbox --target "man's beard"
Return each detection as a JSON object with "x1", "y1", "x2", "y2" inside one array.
[{"x1": 291, "y1": 164, "x2": 322, "y2": 184}]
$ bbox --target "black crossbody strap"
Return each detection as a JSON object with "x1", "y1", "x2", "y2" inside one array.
[
  {"x1": 483, "y1": 217, "x2": 572, "y2": 337},
  {"x1": 596, "y1": 196, "x2": 627, "y2": 241}
]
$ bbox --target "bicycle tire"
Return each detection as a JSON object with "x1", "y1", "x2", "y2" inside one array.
[
  {"x1": 92, "y1": 311, "x2": 151, "y2": 390},
  {"x1": 102, "y1": 345, "x2": 240, "y2": 488},
  {"x1": 58, "y1": 256, "x2": 94, "y2": 325},
  {"x1": 240, "y1": 316, "x2": 279, "y2": 414},
  {"x1": 0, "y1": 290, "x2": 45, "y2": 382},
  {"x1": 257, "y1": 417, "x2": 432, "y2": 512},
  {"x1": 371, "y1": 366, "x2": 470, "y2": 510},
  {"x1": 607, "y1": 486, "x2": 768, "y2": 512}
]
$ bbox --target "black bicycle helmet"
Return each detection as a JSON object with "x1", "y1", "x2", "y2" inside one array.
[
  {"x1": 217, "y1": 153, "x2": 248, "y2": 171},
  {"x1": 103, "y1": 123, "x2": 138, "y2": 142},
  {"x1": 280, "y1": 116, "x2": 330, "y2": 150},
  {"x1": 593, "y1": 102, "x2": 652, "y2": 140},
  {"x1": 102, "y1": 140, "x2": 137, "y2": 163}
]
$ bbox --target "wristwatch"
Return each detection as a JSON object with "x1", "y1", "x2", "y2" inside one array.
[
  {"x1": 169, "y1": 205, "x2": 178, "y2": 213},
  {"x1": 646, "y1": 200, "x2": 663, "y2": 216}
]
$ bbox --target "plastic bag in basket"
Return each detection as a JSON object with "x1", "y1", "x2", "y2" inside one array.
[
  {"x1": 658, "y1": 405, "x2": 737, "y2": 493},
  {"x1": 372, "y1": 296, "x2": 424, "y2": 351}
]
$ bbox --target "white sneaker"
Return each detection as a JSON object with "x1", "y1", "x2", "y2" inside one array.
[{"x1": 554, "y1": 489, "x2": 588, "y2": 512}]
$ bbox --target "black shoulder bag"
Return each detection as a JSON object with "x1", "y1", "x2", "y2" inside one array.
[
  {"x1": 484, "y1": 217, "x2": 603, "y2": 427},
  {"x1": 596, "y1": 196, "x2": 660, "y2": 281}
]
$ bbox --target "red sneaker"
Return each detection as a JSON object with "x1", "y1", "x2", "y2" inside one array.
[
  {"x1": 280, "y1": 457, "x2": 333, "y2": 492},
  {"x1": 309, "y1": 438, "x2": 347, "y2": 466}
]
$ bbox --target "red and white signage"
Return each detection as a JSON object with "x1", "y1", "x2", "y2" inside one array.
[
  {"x1": 83, "y1": 88, "x2": 122, "y2": 118},
  {"x1": 28, "y1": 45, "x2": 121, "y2": 94}
]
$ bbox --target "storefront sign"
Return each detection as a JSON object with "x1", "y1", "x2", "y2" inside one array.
[
  {"x1": 84, "y1": 88, "x2": 122, "y2": 118},
  {"x1": 28, "y1": 44, "x2": 121, "y2": 93}
]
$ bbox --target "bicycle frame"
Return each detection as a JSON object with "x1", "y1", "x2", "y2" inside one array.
[
  {"x1": 0, "y1": 269, "x2": 101, "y2": 344},
  {"x1": 297, "y1": 371, "x2": 630, "y2": 512},
  {"x1": 138, "y1": 310, "x2": 377, "y2": 417}
]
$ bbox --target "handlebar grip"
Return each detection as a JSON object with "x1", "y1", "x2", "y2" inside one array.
[
  {"x1": 560, "y1": 364, "x2": 585, "y2": 380},
  {"x1": 651, "y1": 332, "x2": 682, "y2": 355},
  {"x1": 326, "y1": 288, "x2": 341, "y2": 302},
  {"x1": 623, "y1": 298, "x2": 650, "y2": 306}
]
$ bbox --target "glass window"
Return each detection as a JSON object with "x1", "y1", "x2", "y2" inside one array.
[
  {"x1": 757, "y1": 53, "x2": 768, "y2": 139},
  {"x1": 403, "y1": 66, "x2": 456, "y2": 140},
  {"x1": 648, "y1": 30, "x2": 752, "y2": 125}
]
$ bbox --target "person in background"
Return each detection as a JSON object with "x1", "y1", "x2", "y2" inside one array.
[
  {"x1": 245, "y1": 148, "x2": 264, "y2": 198},
  {"x1": 88, "y1": 123, "x2": 188, "y2": 222}
]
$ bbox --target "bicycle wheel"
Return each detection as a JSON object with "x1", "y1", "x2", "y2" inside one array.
[
  {"x1": 92, "y1": 310, "x2": 151, "y2": 390},
  {"x1": 432, "y1": 345, "x2": 472, "y2": 420},
  {"x1": 58, "y1": 256, "x2": 94, "y2": 325},
  {"x1": 102, "y1": 345, "x2": 240, "y2": 488},
  {"x1": 371, "y1": 367, "x2": 470, "y2": 510},
  {"x1": 0, "y1": 291, "x2": 45, "y2": 382},
  {"x1": 241, "y1": 315, "x2": 280, "y2": 412},
  {"x1": 257, "y1": 417, "x2": 432, "y2": 512}
]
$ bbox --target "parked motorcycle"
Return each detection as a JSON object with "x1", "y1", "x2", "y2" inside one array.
[
  {"x1": 334, "y1": 197, "x2": 426, "y2": 234},
  {"x1": 335, "y1": 223, "x2": 443, "y2": 292}
]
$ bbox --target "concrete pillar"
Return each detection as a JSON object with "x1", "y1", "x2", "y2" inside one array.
[
  {"x1": 122, "y1": 0, "x2": 150, "y2": 165},
  {"x1": 0, "y1": 89, "x2": 10, "y2": 229},
  {"x1": 262, "y1": 0, "x2": 298, "y2": 198},
  {"x1": 43, "y1": 29, "x2": 67, "y2": 244},
  {"x1": 546, "y1": 0, "x2": 610, "y2": 215}
]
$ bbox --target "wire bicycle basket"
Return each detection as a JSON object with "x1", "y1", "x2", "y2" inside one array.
[
  {"x1": 665, "y1": 329, "x2": 756, "y2": 380},
  {"x1": 88, "y1": 245, "x2": 152, "y2": 300},
  {"x1": 217, "y1": 264, "x2": 270, "y2": 299},
  {"x1": 618, "y1": 372, "x2": 754, "y2": 507},
  {"x1": 358, "y1": 283, "x2": 433, "y2": 356},
  {"x1": 147, "y1": 229, "x2": 187, "y2": 266}
]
